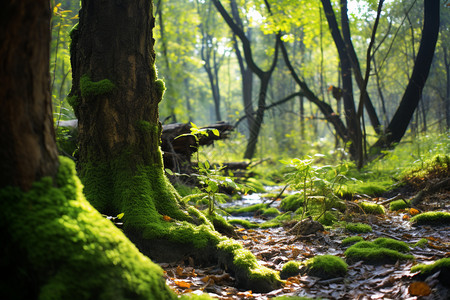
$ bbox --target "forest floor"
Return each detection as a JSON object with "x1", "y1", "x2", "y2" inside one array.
[{"x1": 159, "y1": 182, "x2": 450, "y2": 300}]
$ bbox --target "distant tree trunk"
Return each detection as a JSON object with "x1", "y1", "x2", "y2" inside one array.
[
  {"x1": 372, "y1": 0, "x2": 439, "y2": 149},
  {"x1": 0, "y1": 0, "x2": 59, "y2": 191},
  {"x1": 444, "y1": 46, "x2": 450, "y2": 130}
]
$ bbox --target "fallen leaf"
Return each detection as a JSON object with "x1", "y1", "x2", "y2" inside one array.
[
  {"x1": 403, "y1": 215, "x2": 410, "y2": 220},
  {"x1": 408, "y1": 281, "x2": 431, "y2": 296},
  {"x1": 410, "y1": 208, "x2": 420, "y2": 216},
  {"x1": 236, "y1": 228, "x2": 246, "y2": 232},
  {"x1": 174, "y1": 280, "x2": 191, "y2": 289},
  {"x1": 163, "y1": 215, "x2": 172, "y2": 221}
]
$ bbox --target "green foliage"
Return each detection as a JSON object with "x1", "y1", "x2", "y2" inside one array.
[
  {"x1": 302, "y1": 255, "x2": 348, "y2": 279},
  {"x1": 280, "y1": 261, "x2": 302, "y2": 279},
  {"x1": 410, "y1": 211, "x2": 450, "y2": 226},
  {"x1": 359, "y1": 201, "x2": 385, "y2": 215},
  {"x1": 155, "y1": 79, "x2": 166, "y2": 101},
  {"x1": 345, "y1": 222, "x2": 373, "y2": 233},
  {"x1": 80, "y1": 74, "x2": 116, "y2": 98},
  {"x1": 389, "y1": 199, "x2": 411, "y2": 211},
  {"x1": 341, "y1": 236, "x2": 364, "y2": 247},
  {"x1": 345, "y1": 238, "x2": 414, "y2": 264}
]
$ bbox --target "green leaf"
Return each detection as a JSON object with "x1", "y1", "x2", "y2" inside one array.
[
  {"x1": 165, "y1": 168, "x2": 174, "y2": 175},
  {"x1": 117, "y1": 213, "x2": 124, "y2": 219}
]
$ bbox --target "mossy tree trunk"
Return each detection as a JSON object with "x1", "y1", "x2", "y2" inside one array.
[
  {"x1": 0, "y1": 1, "x2": 177, "y2": 298},
  {"x1": 68, "y1": 1, "x2": 282, "y2": 291},
  {"x1": 68, "y1": 0, "x2": 219, "y2": 259}
]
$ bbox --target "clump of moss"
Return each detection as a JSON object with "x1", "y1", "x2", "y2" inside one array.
[
  {"x1": 80, "y1": 74, "x2": 116, "y2": 98},
  {"x1": 226, "y1": 203, "x2": 266, "y2": 215},
  {"x1": 410, "y1": 211, "x2": 450, "y2": 226},
  {"x1": 413, "y1": 238, "x2": 428, "y2": 248},
  {"x1": 411, "y1": 257, "x2": 450, "y2": 276},
  {"x1": 345, "y1": 238, "x2": 413, "y2": 264},
  {"x1": 302, "y1": 255, "x2": 348, "y2": 279},
  {"x1": 217, "y1": 239, "x2": 281, "y2": 292},
  {"x1": 359, "y1": 201, "x2": 385, "y2": 215},
  {"x1": 389, "y1": 199, "x2": 410, "y2": 211},
  {"x1": 244, "y1": 178, "x2": 266, "y2": 193},
  {"x1": 411, "y1": 258, "x2": 450, "y2": 287},
  {"x1": 136, "y1": 120, "x2": 157, "y2": 133},
  {"x1": 280, "y1": 193, "x2": 304, "y2": 211},
  {"x1": 402, "y1": 154, "x2": 450, "y2": 187},
  {"x1": 280, "y1": 261, "x2": 302, "y2": 279},
  {"x1": 341, "y1": 236, "x2": 364, "y2": 247},
  {"x1": 67, "y1": 95, "x2": 79, "y2": 110},
  {"x1": 318, "y1": 211, "x2": 337, "y2": 226},
  {"x1": 345, "y1": 222, "x2": 372, "y2": 233},
  {"x1": 260, "y1": 207, "x2": 281, "y2": 218},
  {"x1": 228, "y1": 219, "x2": 259, "y2": 229},
  {"x1": 155, "y1": 79, "x2": 166, "y2": 101}
]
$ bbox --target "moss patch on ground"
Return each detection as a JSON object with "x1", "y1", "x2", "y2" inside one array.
[
  {"x1": 345, "y1": 237, "x2": 413, "y2": 264},
  {"x1": 389, "y1": 199, "x2": 411, "y2": 211},
  {"x1": 411, "y1": 258, "x2": 450, "y2": 287},
  {"x1": 228, "y1": 219, "x2": 260, "y2": 229},
  {"x1": 280, "y1": 193, "x2": 304, "y2": 211},
  {"x1": 359, "y1": 201, "x2": 385, "y2": 215},
  {"x1": 410, "y1": 211, "x2": 450, "y2": 226},
  {"x1": 217, "y1": 239, "x2": 281, "y2": 292},
  {"x1": 345, "y1": 222, "x2": 372, "y2": 233},
  {"x1": 280, "y1": 261, "x2": 302, "y2": 279},
  {"x1": 301, "y1": 255, "x2": 348, "y2": 279},
  {"x1": 341, "y1": 236, "x2": 364, "y2": 247}
]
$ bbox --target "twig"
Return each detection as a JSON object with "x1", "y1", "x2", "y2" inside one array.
[
  {"x1": 265, "y1": 184, "x2": 289, "y2": 207},
  {"x1": 380, "y1": 193, "x2": 405, "y2": 206}
]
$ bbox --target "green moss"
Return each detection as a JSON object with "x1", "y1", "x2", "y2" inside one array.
[
  {"x1": 228, "y1": 219, "x2": 259, "y2": 229},
  {"x1": 373, "y1": 237, "x2": 410, "y2": 252},
  {"x1": 413, "y1": 238, "x2": 428, "y2": 248},
  {"x1": 411, "y1": 258, "x2": 450, "y2": 276},
  {"x1": 302, "y1": 255, "x2": 348, "y2": 279},
  {"x1": 244, "y1": 178, "x2": 266, "y2": 193},
  {"x1": 155, "y1": 79, "x2": 166, "y2": 101},
  {"x1": 345, "y1": 238, "x2": 414, "y2": 264},
  {"x1": 0, "y1": 156, "x2": 177, "y2": 299},
  {"x1": 341, "y1": 236, "x2": 364, "y2": 247},
  {"x1": 67, "y1": 95, "x2": 79, "y2": 110},
  {"x1": 280, "y1": 193, "x2": 304, "y2": 211},
  {"x1": 389, "y1": 199, "x2": 410, "y2": 211},
  {"x1": 261, "y1": 207, "x2": 281, "y2": 217},
  {"x1": 345, "y1": 222, "x2": 372, "y2": 233},
  {"x1": 318, "y1": 211, "x2": 337, "y2": 226},
  {"x1": 226, "y1": 203, "x2": 266, "y2": 215},
  {"x1": 359, "y1": 201, "x2": 385, "y2": 215},
  {"x1": 80, "y1": 74, "x2": 116, "y2": 99},
  {"x1": 136, "y1": 120, "x2": 156, "y2": 133},
  {"x1": 410, "y1": 211, "x2": 450, "y2": 226},
  {"x1": 280, "y1": 261, "x2": 302, "y2": 279},
  {"x1": 217, "y1": 239, "x2": 281, "y2": 291}
]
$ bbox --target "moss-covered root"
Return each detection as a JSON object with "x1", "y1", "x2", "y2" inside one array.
[
  {"x1": 359, "y1": 201, "x2": 385, "y2": 215},
  {"x1": 218, "y1": 239, "x2": 282, "y2": 292},
  {"x1": 301, "y1": 255, "x2": 348, "y2": 279},
  {"x1": 0, "y1": 157, "x2": 177, "y2": 300},
  {"x1": 345, "y1": 238, "x2": 413, "y2": 265},
  {"x1": 410, "y1": 211, "x2": 450, "y2": 226},
  {"x1": 411, "y1": 258, "x2": 450, "y2": 287}
]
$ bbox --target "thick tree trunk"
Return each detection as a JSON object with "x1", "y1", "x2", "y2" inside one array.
[
  {"x1": 70, "y1": 0, "x2": 167, "y2": 215},
  {"x1": 372, "y1": 0, "x2": 440, "y2": 149},
  {"x1": 0, "y1": 0, "x2": 59, "y2": 191}
]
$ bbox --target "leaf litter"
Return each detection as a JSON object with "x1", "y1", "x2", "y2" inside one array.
[{"x1": 160, "y1": 189, "x2": 449, "y2": 299}]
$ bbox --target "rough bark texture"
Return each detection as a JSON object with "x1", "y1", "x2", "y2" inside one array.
[
  {"x1": 0, "y1": 0, "x2": 59, "y2": 191},
  {"x1": 69, "y1": 0, "x2": 165, "y2": 214},
  {"x1": 373, "y1": 0, "x2": 440, "y2": 149}
]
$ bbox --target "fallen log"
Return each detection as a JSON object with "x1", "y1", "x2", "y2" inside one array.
[{"x1": 56, "y1": 120, "x2": 234, "y2": 173}]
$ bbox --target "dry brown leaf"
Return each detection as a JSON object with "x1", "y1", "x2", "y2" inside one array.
[
  {"x1": 163, "y1": 215, "x2": 172, "y2": 221},
  {"x1": 408, "y1": 281, "x2": 431, "y2": 296},
  {"x1": 174, "y1": 280, "x2": 191, "y2": 289}
]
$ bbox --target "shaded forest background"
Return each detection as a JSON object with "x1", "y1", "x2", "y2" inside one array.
[{"x1": 52, "y1": 0, "x2": 449, "y2": 163}]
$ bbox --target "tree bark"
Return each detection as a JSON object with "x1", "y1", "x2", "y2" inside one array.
[
  {"x1": 372, "y1": 0, "x2": 440, "y2": 149},
  {"x1": 0, "y1": 0, "x2": 59, "y2": 191}
]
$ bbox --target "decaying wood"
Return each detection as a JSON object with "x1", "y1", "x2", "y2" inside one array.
[{"x1": 410, "y1": 177, "x2": 450, "y2": 206}]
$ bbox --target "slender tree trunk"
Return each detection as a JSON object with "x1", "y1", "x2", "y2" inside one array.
[
  {"x1": 372, "y1": 0, "x2": 440, "y2": 149},
  {"x1": 444, "y1": 46, "x2": 450, "y2": 130},
  {"x1": 0, "y1": 0, "x2": 59, "y2": 191}
]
